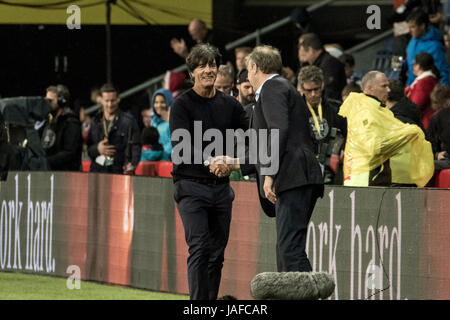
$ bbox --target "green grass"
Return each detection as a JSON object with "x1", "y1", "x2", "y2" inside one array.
[{"x1": 0, "y1": 272, "x2": 189, "y2": 300}]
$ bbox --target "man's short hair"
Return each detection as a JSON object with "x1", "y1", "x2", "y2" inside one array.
[
  {"x1": 141, "y1": 126, "x2": 160, "y2": 145},
  {"x1": 341, "y1": 82, "x2": 362, "y2": 98},
  {"x1": 361, "y1": 71, "x2": 383, "y2": 91},
  {"x1": 387, "y1": 80, "x2": 405, "y2": 102},
  {"x1": 246, "y1": 45, "x2": 283, "y2": 75},
  {"x1": 217, "y1": 64, "x2": 234, "y2": 80},
  {"x1": 190, "y1": 19, "x2": 207, "y2": 29},
  {"x1": 100, "y1": 83, "x2": 119, "y2": 95},
  {"x1": 235, "y1": 46, "x2": 253, "y2": 55},
  {"x1": 297, "y1": 65, "x2": 324, "y2": 86},
  {"x1": 186, "y1": 43, "x2": 222, "y2": 73},
  {"x1": 339, "y1": 53, "x2": 355, "y2": 67},
  {"x1": 46, "y1": 84, "x2": 71, "y2": 107},
  {"x1": 298, "y1": 33, "x2": 323, "y2": 51},
  {"x1": 406, "y1": 8, "x2": 429, "y2": 27}
]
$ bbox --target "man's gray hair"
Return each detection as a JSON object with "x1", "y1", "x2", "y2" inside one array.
[
  {"x1": 361, "y1": 71, "x2": 383, "y2": 91},
  {"x1": 297, "y1": 65, "x2": 324, "y2": 86},
  {"x1": 217, "y1": 64, "x2": 234, "y2": 80},
  {"x1": 245, "y1": 45, "x2": 283, "y2": 75}
]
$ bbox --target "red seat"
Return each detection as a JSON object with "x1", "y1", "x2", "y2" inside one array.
[
  {"x1": 135, "y1": 161, "x2": 158, "y2": 177},
  {"x1": 437, "y1": 169, "x2": 450, "y2": 188},
  {"x1": 82, "y1": 160, "x2": 91, "y2": 172},
  {"x1": 156, "y1": 161, "x2": 173, "y2": 178}
]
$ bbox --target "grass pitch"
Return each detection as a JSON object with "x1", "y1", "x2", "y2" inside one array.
[{"x1": 0, "y1": 272, "x2": 189, "y2": 300}]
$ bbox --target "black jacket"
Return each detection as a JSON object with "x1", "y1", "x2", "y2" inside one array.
[
  {"x1": 42, "y1": 110, "x2": 82, "y2": 171},
  {"x1": 426, "y1": 107, "x2": 450, "y2": 156},
  {"x1": 241, "y1": 75, "x2": 324, "y2": 210},
  {"x1": 87, "y1": 110, "x2": 141, "y2": 174},
  {"x1": 390, "y1": 97, "x2": 424, "y2": 131}
]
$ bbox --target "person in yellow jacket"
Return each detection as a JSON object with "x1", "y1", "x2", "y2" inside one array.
[{"x1": 338, "y1": 71, "x2": 434, "y2": 187}]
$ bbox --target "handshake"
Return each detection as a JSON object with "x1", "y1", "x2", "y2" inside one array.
[{"x1": 206, "y1": 155, "x2": 240, "y2": 178}]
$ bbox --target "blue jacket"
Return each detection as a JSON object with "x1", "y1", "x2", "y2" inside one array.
[
  {"x1": 151, "y1": 89, "x2": 173, "y2": 161},
  {"x1": 406, "y1": 26, "x2": 449, "y2": 86}
]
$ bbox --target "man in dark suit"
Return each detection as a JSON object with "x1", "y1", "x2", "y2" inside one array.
[
  {"x1": 298, "y1": 33, "x2": 347, "y2": 102},
  {"x1": 212, "y1": 45, "x2": 324, "y2": 272}
]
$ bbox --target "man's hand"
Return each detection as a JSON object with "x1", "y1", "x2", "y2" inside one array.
[
  {"x1": 263, "y1": 176, "x2": 277, "y2": 204},
  {"x1": 97, "y1": 138, "x2": 116, "y2": 157},
  {"x1": 209, "y1": 156, "x2": 238, "y2": 178},
  {"x1": 170, "y1": 38, "x2": 189, "y2": 58},
  {"x1": 123, "y1": 163, "x2": 135, "y2": 175},
  {"x1": 437, "y1": 151, "x2": 448, "y2": 161}
]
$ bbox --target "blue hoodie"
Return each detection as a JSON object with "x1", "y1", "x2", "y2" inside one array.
[
  {"x1": 150, "y1": 88, "x2": 174, "y2": 161},
  {"x1": 406, "y1": 26, "x2": 449, "y2": 86}
]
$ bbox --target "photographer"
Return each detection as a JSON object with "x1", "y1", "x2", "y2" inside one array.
[
  {"x1": 41, "y1": 85, "x2": 82, "y2": 171},
  {"x1": 87, "y1": 83, "x2": 141, "y2": 175},
  {"x1": 297, "y1": 65, "x2": 347, "y2": 184}
]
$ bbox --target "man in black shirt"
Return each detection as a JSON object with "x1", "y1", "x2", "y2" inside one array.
[
  {"x1": 41, "y1": 85, "x2": 82, "y2": 171},
  {"x1": 170, "y1": 44, "x2": 248, "y2": 300},
  {"x1": 298, "y1": 33, "x2": 347, "y2": 102},
  {"x1": 87, "y1": 84, "x2": 141, "y2": 174}
]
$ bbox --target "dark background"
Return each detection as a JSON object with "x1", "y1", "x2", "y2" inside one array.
[{"x1": 0, "y1": 0, "x2": 392, "y2": 109}]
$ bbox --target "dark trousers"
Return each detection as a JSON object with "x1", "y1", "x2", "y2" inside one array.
[
  {"x1": 275, "y1": 184, "x2": 321, "y2": 272},
  {"x1": 174, "y1": 180, "x2": 234, "y2": 300}
]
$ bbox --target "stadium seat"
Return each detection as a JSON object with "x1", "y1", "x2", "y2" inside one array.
[
  {"x1": 437, "y1": 169, "x2": 450, "y2": 188},
  {"x1": 135, "y1": 161, "x2": 158, "y2": 177},
  {"x1": 156, "y1": 161, "x2": 173, "y2": 178},
  {"x1": 82, "y1": 160, "x2": 91, "y2": 172}
]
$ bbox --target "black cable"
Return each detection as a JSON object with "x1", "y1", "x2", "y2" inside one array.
[{"x1": 365, "y1": 188, "x2": 392, "y2": 300}]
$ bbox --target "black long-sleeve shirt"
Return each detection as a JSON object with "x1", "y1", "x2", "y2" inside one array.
[{"x1": 169, "y1": 89, "x2": 248, "y2": 182}]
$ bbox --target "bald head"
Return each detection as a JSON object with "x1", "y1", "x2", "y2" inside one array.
[
  {"x1": 189, "y1": 19, "x2": 208, "y2": 43},
  {"x1": 361, "y1": 71, "x2": 390, "y2": 104}
]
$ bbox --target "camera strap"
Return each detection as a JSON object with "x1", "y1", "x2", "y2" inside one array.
[{"x1": 307, "y1": 101, "x2": 323, "y2": 138}]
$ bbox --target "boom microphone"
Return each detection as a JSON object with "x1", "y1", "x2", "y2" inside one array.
[{"x1": 250, "y1": 272, "x2": 335, "y2": 300}]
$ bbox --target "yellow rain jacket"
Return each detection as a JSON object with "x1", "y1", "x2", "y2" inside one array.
[{"x1": 338, "y1": 92, "x2": 434, "y2": 187}]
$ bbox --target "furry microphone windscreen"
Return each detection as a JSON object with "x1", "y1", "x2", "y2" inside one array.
[{"x1": 250, "y1": 272, "x2": 335, "y2": 300}]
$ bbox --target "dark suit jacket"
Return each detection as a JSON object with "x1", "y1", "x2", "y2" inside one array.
[{"x1": 241, "y1": 75, "x2": 324, "y2": 216}]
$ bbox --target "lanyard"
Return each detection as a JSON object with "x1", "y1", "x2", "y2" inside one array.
[
  {"x1": 307, "y1": 101, "x2": 323, "y2": 138},
  {"x1": 102, "y1": 117, "x2": 115, "y2": 139}
]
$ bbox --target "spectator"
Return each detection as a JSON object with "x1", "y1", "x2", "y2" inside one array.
[
  {"x1": 236, "y1": 68, "x2": 255, "y2": 108},
  {"x1": 234, "y1": 46, "x2": 252, "y2": 73},
  {"x1": 426, "y1": 84, "x2": 450, "y2": 169},
  {"x1": 141, "y1": 107, "x2": 153, "y2": 128},
  {"x1": 87, "y1": 83, "x2": 141, "y2": 174},
  {"x1": 297, "y1": 65, "x2": 347, "y2": 184},
  {"x1": 170, "y1": 19, "x2": 219, "y2": 59},
  {"x1": 162, "y1": 70, "x2": 189, "y2": 99},
  {"x1": 387, "y1": 79, "x2": 423, "y2": 129},
  {"x1": 339, "y1": 53, "x2": 362, "y2": 85},
  {"x1": 214, "y1": 64, "x2": 234, "y2": 95},
  {"x1": 140, "y1": 126, "x2": 163, "y2": 161},
  {"x1": 341, "y1": 82, "x2": 362, "y2": 102},
  {"x1": 151, "y1": 88, "x2": 173, "y2": 161},
  {"x1": 430, "y1": 83, "x2": 450, "y2": 112},
  {"x1": 41, "y1": 84, "x2": 82, "y2": 171},
  {"x1": 79, "y1": 106, "x2": 91, "y2": 158},
  {"x1": 338, "y1": 71, "x2": 434, "y2": 187},
  {"x1": 298, "y1": 33, "x2": 347, "y2": 101},
  {"x1": 404, "y1": 52, "x2": 440, "y2": 129},
  {"x1": 405, "y1": 8, "x2": 449, "y2": 86}
]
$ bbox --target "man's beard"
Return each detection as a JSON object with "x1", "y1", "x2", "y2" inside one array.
[{"x1": 241, "y1": 95, "x2": 255, "y2": 106}]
